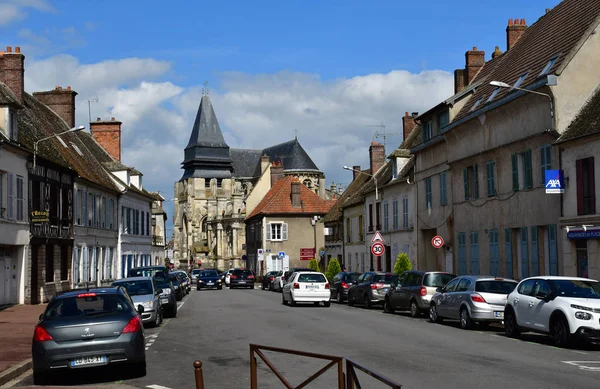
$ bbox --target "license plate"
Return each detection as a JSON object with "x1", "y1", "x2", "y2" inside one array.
[
  {"x1": 239, "y1": 281, "x2": 246, "y2": 283},
  {"x1": 306, "y1": 285, "x2": 318, "y2": 289},
  {"x1": 71, "y1": 356, "x2": 106, "y2": 367},
  {"x1": 494, "y1": 311, "x2": 504, "y2": 318},
  {"x1": 207, "y1": 282, "x2": 214, "y2": 285},
  {"x1": 161, "y1": 297, "x2": 168, "y2": 302}
]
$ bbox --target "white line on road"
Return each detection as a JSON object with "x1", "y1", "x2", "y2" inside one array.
[
  {"x1": 147, "y1": 385, "x2": 174, "y2": 389},
  {"x1": 563, "y1": 361, "x2": 600, "y2": 371}
]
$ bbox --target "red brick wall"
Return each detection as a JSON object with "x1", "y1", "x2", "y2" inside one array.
[
  {"x1": 465, "y1": 47, "x2": 485, "y2": 85},
  {"x1": 401, "y1": 112, "x2": 417, "y2": 143},
  {"x1": 91, "y1": 118, "x2": 122, "y2": 161},
  {"x1": 0, "y1": 46, "x2": 25, "y2": 103},
  {"x1": 506, "y1": 19, "x2": 527, "y2": 51},
  {"x1": 369, "y1": 142, "x2": 385, "y2": 175},
  {"x1": 33, "y1": 87, "x2": 78, "y2": 128}
]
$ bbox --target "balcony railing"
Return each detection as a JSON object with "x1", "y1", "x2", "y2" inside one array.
[{"x1": 153, "y1": 235, "x2": 164, "y2": 246}]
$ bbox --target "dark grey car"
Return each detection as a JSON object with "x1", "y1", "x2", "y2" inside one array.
[{"x1": 31, "y1": 287, "x2": 146, "y2": 385}]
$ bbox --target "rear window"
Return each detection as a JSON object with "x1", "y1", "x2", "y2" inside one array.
[
  {"x1": 233, "y1": 270, "x2": 254, "y2": 276},
  {"x1": 128, "y1": 267, "x2": 166, "y2": 278},
  {"x1": 476, "y1": 280, "x2": 518, "y2": 294},
  {"x1": 201, "y1": 271, "x2": 218, "y2": 277},
  {"x1": 44, "y1": 294, "x2": 129, "y2": 320},
  {"x1": 345, "y1": 274, "x2": 360, "y2": 282},
  {"x1": 298, "y1": 273, "x2": 327, "y2": 283},
  {"x1": 424, "y1": 273, "x2": 456, "y2": 288},
  {"x1": 112, "y1": 280, "x2": 153, "y2": 296},
  {"x1": 372, "y1": 274, "x2": 395, "y2": 283},
  {"x1": 191, "y1": 269, "x2": 200, "y2": 275}
]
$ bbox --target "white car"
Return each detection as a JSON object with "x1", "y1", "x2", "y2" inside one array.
[
  {"x1": 281, "y1": 271, "x2": 331, "y2": 307},
  {"x1": 504, "y1": 276, "x2": 600, "y2": 347},
  {"x1": 223, "y1": 269, "x2": 235, "y2": 286}
]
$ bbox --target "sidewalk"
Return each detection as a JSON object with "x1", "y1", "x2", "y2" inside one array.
[{"x1": 0, "y1": 304, "x2": 46, "y2": 387}]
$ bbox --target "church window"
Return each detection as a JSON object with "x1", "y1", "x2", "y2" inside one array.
[{"x1": 266, "y1": 222, "x2": 288, "y2": 241}]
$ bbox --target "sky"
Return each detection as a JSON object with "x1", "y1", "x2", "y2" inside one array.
[{"x1": 0, "y1": 0, "x2": 563, "y2": 237}]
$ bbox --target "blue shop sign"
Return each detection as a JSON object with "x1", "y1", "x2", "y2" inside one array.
[
  {"x1": 545, "y1": 170, "x2": 565, "y2": 194},
  {"x1": 567, "y1": 230, "x2": 600, "y2": 239}
]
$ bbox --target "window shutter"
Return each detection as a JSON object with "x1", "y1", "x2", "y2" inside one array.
[
  {"x1": 576, "y1": 159, "x2": 584, "y2": 215},
  {"x1": 590, "y1": 157, "x2": 596, "y2": 214},
  {"x1": 540, "y1": 147, "x2": 547, "y2": 185},
  {"x1": 266, "y1": 223, "x2": 271, "y2": 240},
  {"x1": 282, "y1": 223, "x2": 288, "y2": 240},
  {"x1": 463, "y1": 168, "x2": 469, "y2": 200},
  {"x1": 472, "y1": 165, "x2": 479, "y2": 199},
  {"x1": 141, "y1": 211, "x2": 144, "y2": 235},
  {"x1": 525, "y1": 150, "x2": 533, "y2": 188},
  {"x1": 511, "y1": 154, "x2": 519, "y2": 191},
  {"x1": 7, "y1": 173, "x2": 13, "y2": 220}
]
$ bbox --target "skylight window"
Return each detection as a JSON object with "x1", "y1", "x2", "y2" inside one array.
[
  {"x1": 470, "y1": 98, "x2": 483, "y2": 112},
  {"x1": 70, "y1": 142, "x2": 84, "y2": 156},
  {"x1": 539, "y1": 56, "x2": 558, "y2": 77},
  {"x1": 56, "y1": 135, "x2": 68, "y2": 148},
  {"x1": 513, "y1": 73, "x2": 528, "y2": 88},
  {"x1": 487, "y1": 88, "x2": 500, "y2": 102}
]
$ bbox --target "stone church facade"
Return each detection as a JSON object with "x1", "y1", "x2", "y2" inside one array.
[{"x1": 173, "y1": 92, "x2": 329, "y2": 270}]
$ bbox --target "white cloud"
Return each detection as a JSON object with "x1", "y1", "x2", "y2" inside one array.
[
  {"x1": 0, "y1": 0, "x2": 53, "y2": 26},
  {"x1": 22, "y1": 53, "x2": 453, "y2": 229}
]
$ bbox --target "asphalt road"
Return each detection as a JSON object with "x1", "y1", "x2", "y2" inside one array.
[{"x1": 8, "y1": 285, "x2": 600, "y2": 389}]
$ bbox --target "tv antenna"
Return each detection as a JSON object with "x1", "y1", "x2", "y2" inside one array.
[
  {"x1": 367, "y1": 122, "x2": 400, "y2": 149},
  {"x1": 87, "y1": 97, "x2": 99, "y2": 124}
]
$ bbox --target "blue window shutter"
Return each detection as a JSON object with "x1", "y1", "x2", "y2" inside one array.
[
  {"x1": 458, "y1": 233, "x2": 467, "y2": 275},
  {"x1": 525, "y1": 150, "x2": 533, "y2": 189},
  {"x1": 548, "y1": 225, "x2": 558, "y2": 275},
  {"x1": 470, "y1": 232, "x2": 480, "y2": 274},
  {"x1": 472, "y1": 165, "x2": 479, "y2": 199},
  {"x1": 463, "y1": 168, "x2": 470, "y2": 200},
  {"x1": 489, "y1": 229, "x2": 499, "y2": 276},
  {"x1": 531, "y1": 226, "x2": 539, "y2": 276},
  {"x1": 512, "y1": 154, "x2": 519, "y2": 191},
  {"x1": 540, "y1": 147, "x2": 547, "y2": 186},
  {"x1": 520, "y1": 227, "x2": 529, "y2": 278},
  {"x1": 505, "y1": 229, "x2": 513, "y2": 279}
]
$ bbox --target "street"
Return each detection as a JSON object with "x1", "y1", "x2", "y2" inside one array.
[{"x1": 7, "y1": 286, "x2": 600, "y2": 389}]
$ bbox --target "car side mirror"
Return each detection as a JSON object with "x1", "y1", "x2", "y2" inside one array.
[
  {"x1": 39, "y1": 313, "x2": 43, "y2": 320},
  {"x1": 535, "y1": 291, "x2": 550, "y2": 301},
  {"x1": 156, "y1": 289, "x2": 163, "y2": 295},
  {"x1": 137, "y1": 305, "x2": 145, "y2": 315},
  {"x1": 436, "y1": 287, "x2": 443, "y2": 293}
]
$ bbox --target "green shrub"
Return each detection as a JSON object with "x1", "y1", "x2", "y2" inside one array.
[
  {"x1": 393, "y1": 252, "x2": 412, "y2": 275},
  {"x1": 325, "y1": 258, "x2": 342, "y2": 282},
  {"x1": 308, "y1": 258, "x2": 320, "y2": 272}
]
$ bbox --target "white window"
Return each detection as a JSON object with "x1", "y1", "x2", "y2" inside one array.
[
  {"x1": 402, "y1": 197, "x2": 409, "y2": 229},
  {"x1": 16, "y1": 175, "x2": 23, "y2": 221},
  {"x1": 7, "y1": 173, "x2": 13, "y2": 220},
  {"x1": 266, "y1": 222, "x2": 288, "y2": 241}
]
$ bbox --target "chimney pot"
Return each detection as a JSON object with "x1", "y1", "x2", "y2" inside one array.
[
  {"x1": 5, "y1": 46, "x2": 11, "y2": 52},
  {"x1": 97, "y1": 117, "x2": 101, "y2": 121},
  {"x1": 15, "y1": 47, "x2": 20, "y2": 53},
  {"x1": 506, "y1": 17, "x2": 527, "y2": 51},
  {"x1": 514, "y1": 18, "x2": 519, "y2": 24},
  {"x1": 520, "y1": 18, "x2": 526, "y2": 25},
  {"x1": 405, "y1": 111, "x2": 409, "y2": 117},
  {"x1": 508, "y1": 19, "x2": 513, "y2": 26},
  {"x1": 111, "y1": 117, "x2": 115, "y2": 121},
  {"x1": 67, "y1": 86, "x2": 71, "y2": 90},
  {"x1": 546, "y1": 8, "x2": 551, "y2": 14}
]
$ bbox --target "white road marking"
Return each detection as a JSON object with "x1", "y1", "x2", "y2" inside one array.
[
  {"x1": 147, "y1": 385, "x2": 174, "y2": 389},
  {"x1": 563, "y1": 361, "x2": 600, "y2": 371},
  {"x1": 149, "y1": 338, "x2": 155, "y2": 342}
]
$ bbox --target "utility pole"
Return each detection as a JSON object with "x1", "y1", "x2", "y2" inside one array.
[
  {"x1": 87, "y1": 97, "x2": 99, "y2": 124},
  {"x1": 367, "y1": 122, "x2": 400, "y2": 149}
]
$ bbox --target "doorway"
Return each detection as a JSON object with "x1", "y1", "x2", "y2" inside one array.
[{"x1": 576, "y1": 240, "x2": 589, "y2": 278}]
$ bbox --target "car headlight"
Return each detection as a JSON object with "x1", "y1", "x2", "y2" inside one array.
[
  {"x1": 199, "y1": 280, "x2": 204, "y2": 283},
  {"x1": 142, "y1": 301, "x2": 154, "y2": 309},
  {"x1": 162, "y1": 288, "x2": 172, "y2": 295},
  {"x1": 571, "y1": 304, "x2": 593, "y2": 311},
  {"x1": 575, "y1": 311, "x2": 593, "y2": 320}
]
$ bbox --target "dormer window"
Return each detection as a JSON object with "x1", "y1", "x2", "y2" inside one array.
[
  {"x1": 422, "y1": 121, "x2": 432, "y2": 142},
  {"x1": 392, "y1": 159, "x2": 398, "y2": 179},
  {"x1": 438, "y1": 110, "x2": 449, "y2": 128},
  {"x1": 8, "y1": 109, "x2": 17, "y2": 141},
  {"x1": 539, "y1": 56, "x2": 558, "y2": 77}
]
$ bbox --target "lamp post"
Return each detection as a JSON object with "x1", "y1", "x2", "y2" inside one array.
[
  {"x1": 343, "y1": 166, "x2": 378, "y2": 200},
  {"x1": 311, "y1": 215, "x2": 319, "y2": 260},
  {"x1": 489, "y1": 81, "x2": 554, "y2": 127},
  {"x1": 33, "y1": 125, "x2": 86, "y2": 169}
]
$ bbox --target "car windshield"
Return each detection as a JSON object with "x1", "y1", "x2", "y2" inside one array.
[
  {"x1": 424, "y1": 273, "x2": 457, "y2": 287},
  {"x1": 191, "y1": 269, "x2": 200, "y2": 275},
  {"x1": 345, "y1": 274, "x2": 360, "y2": 282},
  {"x1": 372, "y1": 274, "x2": 394, "y2": 283},
  {"x1": 44, "y1": 293, "x2": 128, "y2": 320},
  {"x1": 298, "y1": 273, "x2": 327, "y2": 283},
  {"x1": 475, "y1": 280, "x2": 518, "y2": 294},
  {"x1": 129, "y1": 268, "x2": 165, "y2": 278},
  {"x1": 201, "y1": 271, "x2": 218, "y2": 277},
  {"x1": 112, "y1": 280, "x2": 154, "y2": 296},
  {"x1": 550, "y1": 279, "x2": 600, "y2": 299},
  {"x1": 233, "y1": 270, "x2": 254, "y2": 277}
]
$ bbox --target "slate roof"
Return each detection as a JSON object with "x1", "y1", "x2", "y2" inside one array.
[
  {"x1": 246, "y1": 176, "x2": 335, "y2": 220},
  {"x1": 320, "y1": 169, "x2": 371, "y2": 224},
  {"x1": 17, "y1": 92, "x2": 119, "y2": 192},
  {"x1": 230, "y1": 148, "x2": 264, "y2": 178},
  {"x1": 260, "y1": 138, "x2": 321, "y2": 172},
  {"x1": 557, "y1": 86, "x2": 600, "y2": 143},
  {"x1": 0, "y1": 82, "x2": 22, "y2": 108},
  {"x1": 185, "y1": 95, "x2": 229, "y2": 149},
  {"x1": 452, "y1": 0, "x2": 600, "y2": 124}
]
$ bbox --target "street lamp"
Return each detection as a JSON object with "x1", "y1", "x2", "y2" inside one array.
[
  {"x1": 489, "y1": 81, "x2": 554, "y2": 124},
  {"x1": 343, "y1": 165, "x2": 378, "y2": 200},
  {"x1": 33, "y1": 125, "x2": 86, "y2": 168},
  {"x1": 311, "y1": 215, "x2": 320, "y2": 261}
]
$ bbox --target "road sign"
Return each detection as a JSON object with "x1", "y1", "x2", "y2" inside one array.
[
  {"x1": 258, "y1": 249, "x2": 264, "y2": 255},
  {"x1": 320, "y1": 250, "x2": 325, "y2": 256},
  {"x1": 300, "y1": 248, "x2": 315, "y2": 261},
  {"x1": 278, "y1": 251, "x2": 285, "y2": 259},
  {"x1": 432, "y1": 235, "x2": 444, "y2": 249},
  {"x1": 371, "y1": 242, "x2": 385, "y2": 257},
  {"x1": 371, "y1": 230, "x2": 384, "y2": 243}
]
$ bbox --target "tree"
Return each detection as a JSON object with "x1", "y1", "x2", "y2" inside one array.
[
  {"x1": 325, "y1": 258, "x2": 342, "y2": 282},
  {"x1": 308, "y1": 258, "x2": 320, "y2": 272},
  {"x1": 393, "y1": 252, "x2": 412, "y2": 275}
]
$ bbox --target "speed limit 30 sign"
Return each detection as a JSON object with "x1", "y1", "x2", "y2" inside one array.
[{"x1": 371, "y1": 242, "x2": 385, "y2": 257}]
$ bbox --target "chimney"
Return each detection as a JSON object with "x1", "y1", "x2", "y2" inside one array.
[
  {"x1": 0, "y1": 46, "x2": 25, "y2": 103},
  {"x1": 465, "y1": 47, "x2": 485, "y2": 85},
  {"x1": 352, "y1": 165, "x2": 361, "y2": 181},
  {"x1": 90, "y1": 117, "x2": 122, "y2": 161},
  {"x1": 270, "y1": 160, "x2": 284, "y2": 187},
  {"x1": 453, "y1": 69, "x2": 466, "y2": 94},
  {"x1": 402, "y1": 112, "x2": 417, "y2": 142},
  {"x1": 491, "y1": 46, "x2": 503, "y2": 59},
  {"x1": 260, "y1": 154, "x2": 270, "y2": 173},
  {"x1": 33, "y1": 86, "x2": 78, "y2": 127},
  {"x1": 330, "y1": 182, "x2": 337, "y2": 194},
  {"x1": 506, "y1": 18, "x2": 527, "y2": 51},
  {"x1": 291, "y1": 180, "x2": 301, "y2": 208},
  {"x1": 369, "y1": 142, "x2": 385, "y2": 175}
]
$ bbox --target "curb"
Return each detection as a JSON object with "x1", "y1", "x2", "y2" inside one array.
[{"x1": 0, "y1": 359, "x2": 32, "y2": 387}]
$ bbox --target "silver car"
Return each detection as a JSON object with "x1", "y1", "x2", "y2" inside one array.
[
  {"x1": 429, "y1": 275, "x2": 518, "y2": 330},
  {"x1": 31, "y1": 287, "x2": 146, "y2": 385},
  {"x1": 112, "y1": 277, "x2": 163, "y2": 327}
]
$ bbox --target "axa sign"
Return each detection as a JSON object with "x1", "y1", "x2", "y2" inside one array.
[{"x1": 545, "y1": 170, "x2": 565, "y2": 194}]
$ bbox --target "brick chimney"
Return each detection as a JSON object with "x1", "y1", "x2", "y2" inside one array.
[
  {"x1": 352, "y1": 165, "x2": 361, "y2": 181},
  {"x1": 491, "y1": 46, "x2": 503, "y2": 59},
  {"x1": 453, "y1": 69, "x2": 466, "y2": 94},
  {"x1": 369, "y1": 142, "x2": 385, "y2": 175},
  {"x1": 402, "y1": 112, "x2": 417, "y2": 142},
  {"x1": 0, "y1": 46, "x2": 25, "y2": 103},
  {"x1": 270, "y1": 160, "x2": 284, "y2": 187},
  {"x1": 465, "y1": 47, "x2": 485, "y2": 85},
  {"x1": 507, "y1": 19, "x2": 527, "y2": 51},
  {"x1": 90, "y1": 117, "x2": 122, "y2": 161},
  {"x1": 33, "y1": 86, "x2": 78, "y2": 128},
  {"x1": 290, "y1": 179, "x2": 301, "y2": 208}
]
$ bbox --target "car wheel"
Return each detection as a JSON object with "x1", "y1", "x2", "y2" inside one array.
[
  {"x1": 153, "y1": 310, "x2": 162, "y2": 327},
  {"x1": 324, "y1": 301, "x2": 331, "y2": 307},
  {"x1": 132, "y1": 360, "x2": 147, "y2": 377},
  {"x1": 410, "y1": 300, "x2": 421, "y2": 318},
  {"x1": 363, "y1": 294, "x2": 372, "y2": 309},
  {"x1": 336, "y1": 290, "x2": 343, "y2": 304},
  {"x1": 348, "y1": 292, "x2": 355, "y2": 306},
  {"x1": 504, "y1": 308, "x2": 520, "y2": 338},
  {"x1": 251, "y1": 285, "x2": 255, "y2": 289},
  {"x1": 551, "y1": 315, "x2": 571, "y2": 348},
  {"x1": 33, "y1": 371, "x2": 50, "y2": 386},
  {"x1": 429, "y1": 303, "x2": 442, "y2": 323},
  {"x1": 281, "y1": 292, "x2": 287, "y2": 305},
  {"x1": 170, "y1": 304, "x2": 177, "y2": 318},
  {"x1": 314, "y1": 302, "x2": 320, "y2": 306},
  {"x1": 460, "y1": 307, "x2": 473, "y2": 330},
  {"x1": 290, "y1": 295, "x2": 297, "y2": 307},
  {"x1": 218, "y1": 285, "x2": 222, "y2": 290},
  {"x1": 269, "y1": 283, "x2": 273, "y2": 291},
  {"x1": 383, "y1": 297, "x2": 395, "y2": 313}
]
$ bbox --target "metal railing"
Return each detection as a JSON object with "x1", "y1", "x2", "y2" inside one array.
[{"x1": 346, "y1": 357, "x2": 402, "y2": 389}]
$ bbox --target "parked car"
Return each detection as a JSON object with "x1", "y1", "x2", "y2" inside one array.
[
  {"x1": 283, "y1": 268, "x2": 315, "y2": 286},
  {"x1": 172, "y1": 270, "x2": 191, "y2": 294},
  {"x1": 127, "y1": 265, "x2": 169, "y2": 278},
  {"x1": 31, "y1": 287, "x2": 146, "y2": 385},
  {"x1": 504, "y1": 276, "x2": 600, "y2": 347},
  {"x1": 261, "y1": 271, "x2": 280, "y2": 290},
  {"x1": 153, "y1": 274, "x2": 178, "y2": 318},
  {"x1": 429, "y1": 275, "x2": 518, "y2": 329},
  {"x1": 197, "y1": 270, "x2": 223, "y2": 290},
  {"x1": 190, "y1": 269, "x2": 201, "y2": 283},
  {"x1": 272, "y1": 271, "x2": 285, "y2": 292},
  {"x1": 168, "y1": 272, "x2": 186, "y2": 301},
  {"x1": 112, "y1": 277, "x2": 163, "y2": 327},
  {"x1": 347, "y1": 272, "x2": 396, "y2": 309},
  {"x1": 223, "y1": 268, "x2": 239, "y2": 286},
  {"x1": 229, "y1": 269, "x2": 256, "y2": 289},
  {"x1": 383, "y1": 271, "x2": 456, "y2": 317},
  {"x1": 330, "y1": 272, "x2": 361, "y2": 303},
  {"x1": 282, "y1": 271, "x2": 331, "y2": 307}
]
